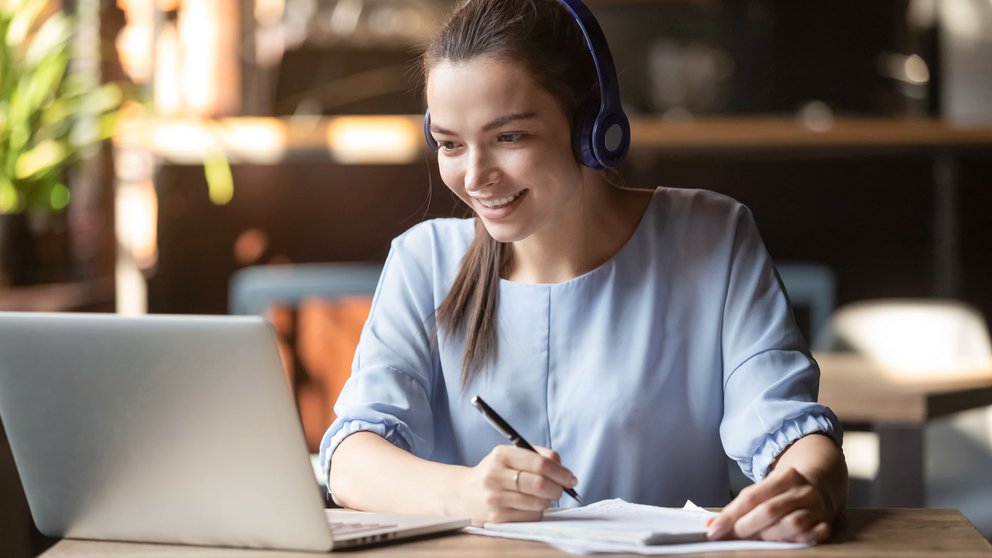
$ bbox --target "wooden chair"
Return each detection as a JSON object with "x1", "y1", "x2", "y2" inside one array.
[{"x1": 229, "y1": 263, "x2": 382, "y2": 452}]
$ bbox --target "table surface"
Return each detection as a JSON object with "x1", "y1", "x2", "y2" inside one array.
[
  {"x1": 813, "y1": 352, "x2": 992, "y2": 424},
  {"x1": 39, "y1": 509, "x2": 992, "y2": 557},
  {"x1": 0, "y1": 280, "x2": 114, "y2": 312}
]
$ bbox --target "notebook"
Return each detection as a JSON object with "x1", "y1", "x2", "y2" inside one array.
[
  {"x1": 0, "y1": 312, "x2": 469, "y2": 551},
  {"x1": 484, "y1": 499, "x2": 710, "y2": 545}
]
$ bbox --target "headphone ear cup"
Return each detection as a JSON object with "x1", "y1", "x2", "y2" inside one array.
[{"x1": 571, "y1": 101, "x2": 602, "y2": 169}]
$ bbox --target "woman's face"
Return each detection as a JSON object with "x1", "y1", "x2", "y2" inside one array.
[{"x1": 426, "y1": 56, "x2": 585, "y2": 244}]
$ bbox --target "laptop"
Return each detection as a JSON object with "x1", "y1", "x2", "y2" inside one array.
[{"x1": 0, "y1": 312, "x2": 469, "y2": 551}]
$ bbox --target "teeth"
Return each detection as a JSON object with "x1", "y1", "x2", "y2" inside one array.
[{"x1": 478, "y1": 192, "x2": 521, "y2": 208}]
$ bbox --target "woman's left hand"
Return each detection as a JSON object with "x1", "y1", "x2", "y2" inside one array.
[{"x1": 706, "y1": 465, "x2": 834, "y2": 543}]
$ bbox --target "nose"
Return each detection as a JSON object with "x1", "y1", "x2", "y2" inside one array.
[{"x1": 463, "y1": 148, "x2": 500, "y2": 193}]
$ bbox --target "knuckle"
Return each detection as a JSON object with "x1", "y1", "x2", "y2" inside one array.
[
  {"x1": 535, "y1": 459, "x2": 557, "y2": 478},
  {"x1": 482, "y1": 492, "x2": 500, "y2": 509},
  {"x1": 762, "y1": 501, "x2": 784, "y2": 519},
  {"x1": 538, "y1": 479, "x2": 563, "y2": 499},
  {"x1": 796, "y1": 484, "x2": 815, "y2": 498},
  {"x1": 533, "y1": 477, "x2": 551, "y2": 493},
  {"x1": 523, "y1": 510, "x2": 544, "y2": 522},
  {"x1": 784, "y1": 513, "x2": 806, "y2": 532},
  {"x1": 739, "y1": 491, "x2": 761, "y2": 510}
]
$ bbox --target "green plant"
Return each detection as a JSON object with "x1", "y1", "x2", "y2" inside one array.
[{"x1": 0, "y1": 0, "x2": 121, "y2": 214}]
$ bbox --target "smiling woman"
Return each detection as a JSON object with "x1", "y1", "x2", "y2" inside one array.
[{"x1": 320, "y1": 0, "x2": 848, "y2": 543}]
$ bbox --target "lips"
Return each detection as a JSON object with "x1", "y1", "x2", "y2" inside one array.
[
  {"x1": 474, "y1": 190, "x2": 523, "y2": 209},
  {"x1": 470, "y1": 189, "x2": 527, "y2": 220}
]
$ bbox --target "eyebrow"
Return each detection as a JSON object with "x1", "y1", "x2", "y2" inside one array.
[{"x1": 430, "y1": 112, "x2": 538, "y2": 136}]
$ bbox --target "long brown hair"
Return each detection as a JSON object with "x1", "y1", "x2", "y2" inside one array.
[{"x1": 425, "y1": 0, "x2": 600, "y2": 386}]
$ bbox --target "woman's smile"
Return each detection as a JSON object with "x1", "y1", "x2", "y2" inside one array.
[{"x1": 470, "y1": 189, "x2": 528, "y2": 220}]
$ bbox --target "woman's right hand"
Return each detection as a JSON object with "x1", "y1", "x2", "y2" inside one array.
[{"x1": 457, "y1": 445, "x2": 578, "y2": 525}]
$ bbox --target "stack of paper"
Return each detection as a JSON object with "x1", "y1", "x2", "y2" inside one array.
[{"x1": 466, "y1": 499, "x2": 811, "y2": 555}]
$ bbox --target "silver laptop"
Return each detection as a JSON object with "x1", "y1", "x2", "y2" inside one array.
[{"x1": 0, "y1": 312, "x2": 468, "y2": 551}]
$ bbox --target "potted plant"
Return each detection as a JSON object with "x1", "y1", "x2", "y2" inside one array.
[{"x1": 0, "y1": 0, "x2": 121, "y2": 286}]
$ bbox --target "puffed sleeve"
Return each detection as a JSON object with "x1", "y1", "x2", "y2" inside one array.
[
  {"x1": 719, "y1": 205, "x2": 842, "y2": 482},
  {"x1": 318, "y1": 228, "x2": 440, "y2": 482}
]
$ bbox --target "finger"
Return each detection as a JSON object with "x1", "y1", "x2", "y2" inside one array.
[
  {"x1": 754, "y1": 509, "x2": 817, "y2": 542},
  {"x1": 796, "y1": 521, "x2": 831, "y2": 544},
  {"x1": 708, "y1": 467, "x2": 804, "y2": 540},
  {"x1": 486, "y1": 488, "x2": 551, "y2": 514},
  {"x1": 515, "y1": 470, "x2": 566, "y2": 500},
  {"x1": 502, "y1": 447, "x2": 576, "y2": 490},
  {"x1": 733, "y1": 484, "x2": 821, "y2": 539},
  {"x1": 534, "y1": 446, "x2": 562, "y2": 463},
  {"x1": 761, "y1": 521, "x2": 832, "y2": 544}
]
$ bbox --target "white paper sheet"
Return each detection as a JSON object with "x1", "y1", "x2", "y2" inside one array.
[{"x1": 464, "y1": 499, "x2": 811, "y2": 555}]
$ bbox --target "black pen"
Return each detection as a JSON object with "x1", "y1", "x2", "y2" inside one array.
[{"x1": 470, "y1": 395, "x2": 583, "y2": 504}]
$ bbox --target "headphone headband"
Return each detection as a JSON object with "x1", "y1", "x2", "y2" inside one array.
[
  {"x1": 554, "y1": 0, "x2": 629, "y2": 168},
  {"x1": 424, "y1": 0, "x2": 630, "y2": 169}
]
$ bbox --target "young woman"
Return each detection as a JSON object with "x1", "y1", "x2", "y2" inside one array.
[{"x1": 320, "y1": 0, "x2": 847, "y2": 543}]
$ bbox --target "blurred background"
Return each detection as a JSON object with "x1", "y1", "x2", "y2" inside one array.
[{"x1": 1, "y1": 0, "x2": 992, "y2": 556}]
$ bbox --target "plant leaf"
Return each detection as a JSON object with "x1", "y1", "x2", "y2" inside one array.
[
  {"x1": 14, "y1": 138, "x2": 67, "y2": 179},
  {"x1": 204, "y1": 152, "x2": 234, "y2": 206},
  {"x1": 4, "y1": 0, "x2": 47, "y2": 51},
  {"x1": 23, "y1": 10, "x2": 71, "y2": 67}
]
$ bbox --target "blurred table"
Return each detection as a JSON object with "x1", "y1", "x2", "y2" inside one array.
[
  {"x1": 815, "y1": 352, "x2": 992, "y2": 507},
  {"x1": 37, "y1": 508, "x2": 992, "y2": 557},
  {"x1": 0, "y1": 279, "x2": 114, "y2": 312}
]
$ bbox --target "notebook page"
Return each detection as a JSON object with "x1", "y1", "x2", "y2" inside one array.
[
  {"x1": 483, "y1": 498, "x2": 710, "y2": 545},
  {"x1": 470, "y1": 500, "x2": 812, "y2": 554}
]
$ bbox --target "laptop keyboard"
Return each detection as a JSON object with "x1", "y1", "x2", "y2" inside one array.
[{"x1": 329, "y1": 521, "x2": 397, "y2": 536}]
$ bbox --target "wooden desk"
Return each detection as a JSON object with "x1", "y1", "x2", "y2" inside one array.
[
  {"x1": 38, "y1": 509, "x2": 992, "y2": 557},
  {"x1": 0, "y1": 279, "x2": 114, "y2": 312},
  {"x1": 815, "y1": 352, "x2": 992, "y2": 508}
]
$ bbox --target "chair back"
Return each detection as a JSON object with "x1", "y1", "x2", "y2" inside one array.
[
  {"x1": 776, "y1": 262, "x2": 836, "y2": 343},
  {"x1": 229, "y1": 263, "x2": 382, "y2": 452},
  {"x1": 816, "y1": 298, "x2": 992, "y2": 373}
]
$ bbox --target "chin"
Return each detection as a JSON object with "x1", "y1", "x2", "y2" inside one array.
[{"x1": 480, "y1": 221, "x2": 529, "y2": 244}]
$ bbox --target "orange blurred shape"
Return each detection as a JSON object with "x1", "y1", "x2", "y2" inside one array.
[
  {"x1": 233, "y1": 228, "x2": 269, "y2": 265},
  {"x1": 295, "y1": 297, "x2": 373, "y2": 452}
]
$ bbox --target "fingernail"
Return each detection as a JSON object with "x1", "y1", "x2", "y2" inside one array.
[
  {"x1": 569, "y1": 476, "x2": 578, "y2": 487},
  {"x1": 707, "y1": 519, "x2": 729, "y2": 540},
  {"x1": 705, "y1": 517, "x2": 715, "y2": 528}
]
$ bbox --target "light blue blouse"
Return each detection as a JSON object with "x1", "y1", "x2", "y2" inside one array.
[{"x1": 319, "y1": 187, "x2": 841, "y2": 507}]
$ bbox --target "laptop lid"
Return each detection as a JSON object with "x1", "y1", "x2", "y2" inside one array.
[{"x1": 0, "y1": 312, "x2": 339, "y2": 551}]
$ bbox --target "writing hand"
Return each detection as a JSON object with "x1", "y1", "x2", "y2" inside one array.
[
  {"x1": 707, "y1": 466, "x2": 833, "y2": 543},
  {"x1": 458, "y1": 444, "x2": 578, "y2": 525}
]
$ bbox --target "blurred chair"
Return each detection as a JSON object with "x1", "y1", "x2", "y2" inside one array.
[
  {"x1": 815, "y1": 298, "x2": 992, "y2": 536},
  {"x1": 230, "y1": 263, "x2": 382, "y2": 316},
  {"x1": 775, "y1": 262, "x2": 836, "y2": 344},
  {"x1": 813, "y1": 298, "x2": 992, "y2": 372},
  {"x1": 229, "y1": 263, "x2": 382, "y2": 453}
]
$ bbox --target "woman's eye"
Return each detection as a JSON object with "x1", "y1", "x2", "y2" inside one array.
[
  {"x1": 497, "y1": 133, "x2": 524, "y2": 143},
  {"x1": 437, "y1": 140, "x2": 459, "y2": 151}
]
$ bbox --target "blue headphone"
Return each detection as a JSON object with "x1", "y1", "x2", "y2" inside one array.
[{"x1": 423, "y1": 0, "x2": 630, "y2": 169}]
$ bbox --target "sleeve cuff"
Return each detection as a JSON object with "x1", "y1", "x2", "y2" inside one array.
[{"x1": 744, "y1": 410, "x2": 843, "y2": 482}]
